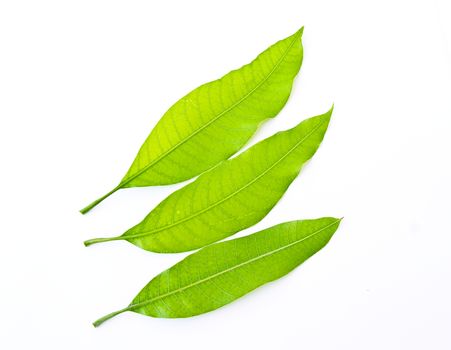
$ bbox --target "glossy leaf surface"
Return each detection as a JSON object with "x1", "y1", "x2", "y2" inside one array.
[
  {"x1": 84, "y1": 109, "x2": 332, "y2": 252},
  {"x1": 81, "y1": 28, "x2": 304, "y2": 213},
  {"x1": 93, "y1": 217, "x2": 341, "y2": 326}
]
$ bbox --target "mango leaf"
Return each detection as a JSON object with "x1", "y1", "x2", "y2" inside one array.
[
  {"x1": 80, "y1": 28, "x2": 304, "y2": 214},
  {"x1": 84, "y1": 108, "x2": 333, "y2": 252},
  {"x1": 93, "y1": 217, "x2": 341, "y2": 326}
]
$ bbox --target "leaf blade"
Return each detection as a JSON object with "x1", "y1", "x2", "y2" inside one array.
[
  {"x1": 84, "y1": 107, "x2": 333, "y2": 252},
  {"x1": 93, "y1": 217, "x2": 341, "y2": 325},
  {"x1": 81, "y1": 28, "x2": 304, "y2": 213}
]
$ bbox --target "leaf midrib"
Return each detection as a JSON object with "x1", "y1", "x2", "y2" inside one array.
[
  {"x1": 128, "y1": 219, "x2": 340, "y2": 312},
  {"x1": 125, "y1": 118, "x2": 327, "y2": 240},
  {"x1": 120, "y1": 30, "x2": 302, "y2": 187}
]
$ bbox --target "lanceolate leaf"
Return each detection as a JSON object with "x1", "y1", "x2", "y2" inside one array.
[
  {"x1": 80, "y1": 28, "x2": 304, "y2": 214},
  {"x1": 84, "y1": 108, "x2": 333, "y2": 252},
  {"x1": 93, "y1": 218, "x2": 341, "y2": 326}
]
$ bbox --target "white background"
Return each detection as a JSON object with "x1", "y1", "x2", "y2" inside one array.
[{"x1": 1, "y1": 0, "x2": 450, "y2": 349}]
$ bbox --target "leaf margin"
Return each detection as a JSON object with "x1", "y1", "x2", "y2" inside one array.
[{"x1": 92, "y1": 217, "x2": 342, "y2": 326}]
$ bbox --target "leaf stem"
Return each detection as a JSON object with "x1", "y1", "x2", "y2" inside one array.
[
  {"x1": 84, "y1": 235, "x2": 124, "y2": 247},
  {"x1": 92, "y1": 306, "x2": 131, "y2": 327},
  {"x1": 79, "y1": 186, "x2": 121, "y2": 214}
]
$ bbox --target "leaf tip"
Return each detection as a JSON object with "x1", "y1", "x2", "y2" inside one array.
[
  {"x1": 298, "y1": 26, "x2": 304, "y2": 37},
  {"x1": 328, "y1": 217, "x2": 343, "y2": 225},
  {"x1": 325, "y1": 103, "x2": 335, "y2": 121},
  {"x1": 318, "y1": 104, "x2": 334, "y2": 126},
  {"x1": 335, "y1": 217, "x2": 344, "y2": 227}
]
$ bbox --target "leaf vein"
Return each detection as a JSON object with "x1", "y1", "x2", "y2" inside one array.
[
  {"x1": 125, "y1": 117, "x2": 327, "y2": 240},
  {"x1": 120, "y1": 31, "x2": 302, "y2": 187},
  {"x1": 126, "y1": 219, "x2": 339, "y2": 312}
]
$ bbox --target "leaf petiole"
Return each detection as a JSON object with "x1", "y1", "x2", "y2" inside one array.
[
  {"x1": 79, "y1": 186, "x2": 121, "y2": 214},
  {"x1": 84, "y1": 235, "x2": 124, "y2": 247},
  {"x1": 93, "y1": 306, "x2": 132, "y2": 327}
]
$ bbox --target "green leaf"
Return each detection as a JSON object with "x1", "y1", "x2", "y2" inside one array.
[
  {"x1": 84, "y1": 108, "x2": 333, "y2": 252},
  {"x1": 80, "y1": 28, "x2": 304, "y2": 214},
  {"x1": 92, "y1": 217, "x2": 341, "y2": 326}
]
